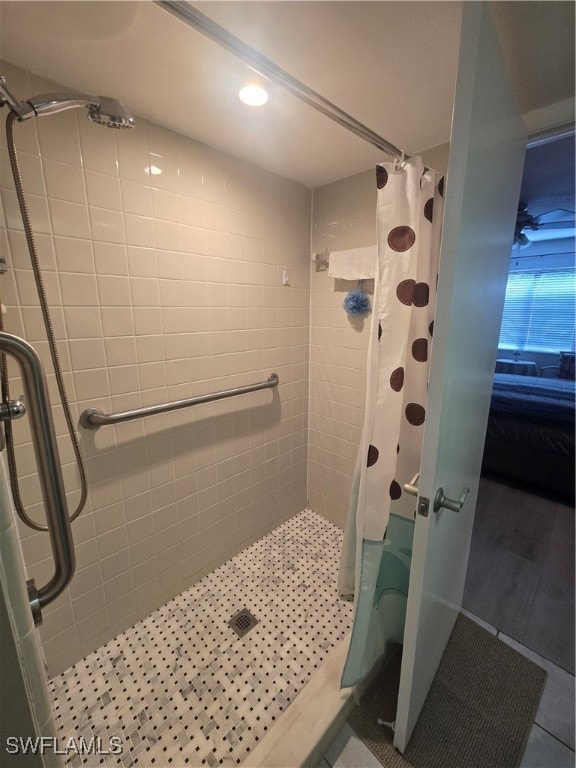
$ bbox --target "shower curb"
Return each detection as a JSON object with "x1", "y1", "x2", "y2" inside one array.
[{"x1": 242, "y1": 633, "x2": 374, "y2": 767}]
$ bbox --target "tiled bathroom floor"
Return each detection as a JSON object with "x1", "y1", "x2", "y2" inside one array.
[{"x1": 49, "y1": 510, "x2": 353, "y2": 767}]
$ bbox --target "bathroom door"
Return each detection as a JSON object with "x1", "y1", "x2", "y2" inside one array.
[
  {"x1": 0, "y1": 456, "x2": 59, "y2": 766},
  {"x1": 393, "y1": 2, "x2": 526, "y2": 752}
]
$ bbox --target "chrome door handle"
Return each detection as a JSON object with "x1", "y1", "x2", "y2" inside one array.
[
  {"x1": 0, "y1": 333, "x2": 75, "y2": 626},
  {"x1": 403, "y1": 473, "x2": 420, "y2": 497},
  {"x1": 433, "y1": 486, "x2": 470, "y2": 514}
]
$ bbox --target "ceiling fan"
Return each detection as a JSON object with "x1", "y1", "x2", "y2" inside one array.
[{"x1": 514, "y1": 204, "x2": 576, "y2": 245}]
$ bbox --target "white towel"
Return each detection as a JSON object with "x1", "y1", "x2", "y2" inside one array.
[{"x1": 327, "y1": 246, "x2": 377, "y2": 280}]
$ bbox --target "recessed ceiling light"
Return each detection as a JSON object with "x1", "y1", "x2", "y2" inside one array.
[{"x1": 239, "y1": 84, "x2": 269, "y2": 107}]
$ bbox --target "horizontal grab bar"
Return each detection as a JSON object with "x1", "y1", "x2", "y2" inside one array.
[
  {"x1": 80, "y1": 373, "x2": 279, "y2": 430},
  {"x1": 0, "y1": 333, "x2": 75, "y2": 625}
]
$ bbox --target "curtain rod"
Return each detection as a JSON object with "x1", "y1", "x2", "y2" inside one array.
[{"x1": 155, "y1": 0, "x2": 406, "y2": 160}]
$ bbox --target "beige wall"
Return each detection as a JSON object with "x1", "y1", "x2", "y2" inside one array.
[
  {"x1": 309, "y1": 169, "x2": 376, "y2": 529},
  {"x1": 309, "y1": 145, "x2": 450, "y2": 529},
  {"x1": 0, "y1": 61, "x2": 311, "y2": 674}
]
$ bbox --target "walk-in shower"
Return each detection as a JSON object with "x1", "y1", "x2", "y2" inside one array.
[
  {"x1": 0, "y1": 61, "x2": 343, "y2": 765},
  {"x1": 0, "y1": 30, "x2": 397, "y2": 761}
]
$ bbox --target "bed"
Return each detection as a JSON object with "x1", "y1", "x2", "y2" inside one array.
[{"x1": 482, "y1": 373, "x2": 575, "y2": 499}]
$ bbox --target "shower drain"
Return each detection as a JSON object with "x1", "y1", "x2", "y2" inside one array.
[{"x1": 228, "y1": 608, "x2": 258, "y2": 638}]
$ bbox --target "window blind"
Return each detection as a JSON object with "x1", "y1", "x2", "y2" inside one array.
[{"x1": 498, "y1": 267, "x2": 575, "y2": 353}]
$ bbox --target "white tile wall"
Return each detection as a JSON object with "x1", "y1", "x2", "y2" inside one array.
[
  {"x1": 0, "y1": 61, "x2": 311, "y2": 675},
  {"x1": 309, "y1": 169, "x2": 376, "y2": 529}
]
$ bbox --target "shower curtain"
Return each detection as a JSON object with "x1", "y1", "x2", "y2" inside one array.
[{"x1": 339, "y1": 156, "x2": 444, "y2": 688}]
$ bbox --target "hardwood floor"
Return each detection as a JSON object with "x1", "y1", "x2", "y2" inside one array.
[{"x1": 463, "y1": 474, "x2": 575, "y2": 673}]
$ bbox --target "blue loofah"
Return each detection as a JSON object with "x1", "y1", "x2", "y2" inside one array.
[{"x1": 343, "y1": 288, "x2": 371, "y2": 316}]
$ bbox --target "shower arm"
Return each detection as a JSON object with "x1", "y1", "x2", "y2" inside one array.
[
  {"x1": 17, "y1": 92, "x2": 98, "y2": 119},
  {"x1": 0, "y1": 333, "x2": 75, "y2": 627},
  {"x1": 0, "y1": 77, "x2": 24, "y2": 114},
  {"x1": 0, "y1": 78, "x2": 93, "y2": 120}
]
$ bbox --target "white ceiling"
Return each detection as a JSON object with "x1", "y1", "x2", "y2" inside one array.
[{"x1": 0, "y1": 1, "x2": 574, "y2": 189}]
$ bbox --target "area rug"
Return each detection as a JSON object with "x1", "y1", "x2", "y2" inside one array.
[{"x1": 348, "y1": 613, "x2": 546, "y2": 768}]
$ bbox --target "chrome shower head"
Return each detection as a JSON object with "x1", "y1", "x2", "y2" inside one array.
[
  {"x1": 87, "y1": 97, "x2": 135, "y2": 129},
  {"x1": 0, "y1": 77, "x2": 135, "y2": 129},
  {"x1": 28, "y1": 92, "x2": 135, "y2": 129}
]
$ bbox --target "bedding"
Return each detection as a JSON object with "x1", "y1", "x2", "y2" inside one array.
[
  {"x1": 482, "y1": 373, "x2": 575, "y2": 499},
  {"x1": 489, "y1": 373, "x2": 575, "y2": 429}
]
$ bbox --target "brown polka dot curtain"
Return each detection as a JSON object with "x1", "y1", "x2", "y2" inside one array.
[{"x1": 339, "y1": 157, "x2": 444, "y2": 688}]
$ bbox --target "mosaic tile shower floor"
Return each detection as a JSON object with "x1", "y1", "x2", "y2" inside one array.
[{"x1": 49, "y1": 510, "x2": 353, "y2": 767}]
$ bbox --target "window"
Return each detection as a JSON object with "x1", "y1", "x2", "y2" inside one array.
[{"x1": 498, "y1": 267, "x2": 575, "y2": 353}]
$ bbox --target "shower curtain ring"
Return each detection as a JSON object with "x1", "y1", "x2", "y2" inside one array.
[{"x1": 395, "y1": 150, "x2": 406, "y2": 171}]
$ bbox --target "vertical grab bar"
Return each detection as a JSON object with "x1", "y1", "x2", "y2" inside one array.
[{"x1": 0, "y1": 332, "x2": 75, "y2": 626}]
